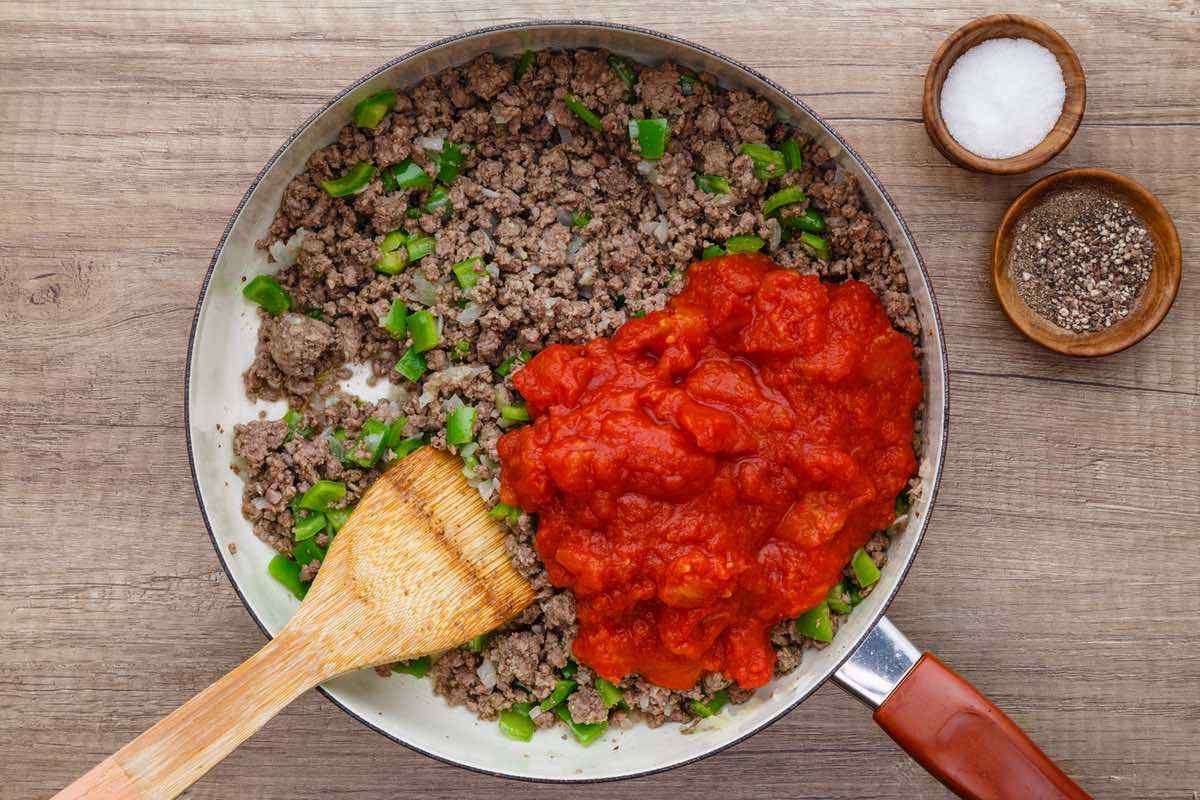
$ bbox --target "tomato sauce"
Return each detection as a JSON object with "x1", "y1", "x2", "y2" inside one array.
[{"x1": 496, "y1": 253, "x2": 922, "y2": 690}]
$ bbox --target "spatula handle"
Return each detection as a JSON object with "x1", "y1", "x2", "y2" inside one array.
[{"x1": 53, "y1": 629, "x2": 326, "y2": 800}]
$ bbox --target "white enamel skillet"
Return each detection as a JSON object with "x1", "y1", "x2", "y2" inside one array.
[{"x1": 183, "y1": 20, "x2": 1090, "y2": 797}]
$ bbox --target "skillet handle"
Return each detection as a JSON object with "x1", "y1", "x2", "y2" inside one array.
[{"x1": 833, "y1": 617, "x2": 1091, "y2": 800}]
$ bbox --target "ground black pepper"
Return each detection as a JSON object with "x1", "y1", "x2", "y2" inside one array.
[{"x1": 1009, "y1": 188, "x2": 1155, "y2": 333}]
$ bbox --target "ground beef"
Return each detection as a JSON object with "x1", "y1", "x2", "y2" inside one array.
[{"x1": 234, "y1": 48, "x2": 922, "y2": 734}]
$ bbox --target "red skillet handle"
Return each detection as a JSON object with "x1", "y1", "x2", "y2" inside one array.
[{"x1": 874, "y1": 653, "x2": 1091, "y2": 800}]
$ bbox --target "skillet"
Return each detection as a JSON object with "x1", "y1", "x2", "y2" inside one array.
[{"x1": 185, "y1": 20, "x2": 1089, "y2": 797}]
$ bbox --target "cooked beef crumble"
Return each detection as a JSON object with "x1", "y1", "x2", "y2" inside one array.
[{"x1": 232, "y1": 48, "x2": 921, "y2": 735}]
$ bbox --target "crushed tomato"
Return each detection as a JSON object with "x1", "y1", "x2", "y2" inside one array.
[{"x1": 497, "y1": 253, "x2": 922, "y2": 690}]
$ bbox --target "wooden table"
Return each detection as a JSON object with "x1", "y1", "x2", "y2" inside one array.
[{"x1": 2, "y1": 2, "x2": 1196, "y2": 797}]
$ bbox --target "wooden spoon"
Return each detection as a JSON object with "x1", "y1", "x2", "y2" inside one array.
[{"x1": 54, "y1": 446, "x2": 535, "y2": 799}]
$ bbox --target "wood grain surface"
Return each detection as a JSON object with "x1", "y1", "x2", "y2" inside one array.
[{"x1": 1, "y1": 1, "x2": 1196, "y2": 798}]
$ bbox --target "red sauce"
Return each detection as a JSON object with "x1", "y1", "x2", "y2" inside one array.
[{"x1": 497, "y1": 253, "x2": 922, "y2": 690}]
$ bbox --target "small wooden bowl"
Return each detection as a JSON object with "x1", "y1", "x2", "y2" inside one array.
[
  {"x1": 924, "y1": 15, "x2": 1086, "y2": 174},
  {"x1": 993, "y1": 168, "x2": 1182, "y2": 357}
]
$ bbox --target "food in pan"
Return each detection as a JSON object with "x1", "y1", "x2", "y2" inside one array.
[{"x1": 231, "y1": 47, "x2": 922, "y2": 743}]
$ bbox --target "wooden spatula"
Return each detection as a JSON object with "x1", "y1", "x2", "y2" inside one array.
[{"x1": 54, "y1": 446, "x2": 535, "y2": 800}]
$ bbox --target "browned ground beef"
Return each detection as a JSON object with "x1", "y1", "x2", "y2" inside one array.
[{"x1": 232, "y1": 48, "x2": 919, "y2": 733}]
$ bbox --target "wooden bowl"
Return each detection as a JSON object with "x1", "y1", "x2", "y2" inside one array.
[
  {"x1": 993, "y1": 168, "x2": 1182, "y2": 357},
  {"x1": 923, "y1": 15, "x2": 1086, "y2": 174}
]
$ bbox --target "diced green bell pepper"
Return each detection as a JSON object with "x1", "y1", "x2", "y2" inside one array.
[
  {"x1": 394, "y1": 347, "x2": 427, "y2": 381},
  {"x1": 242, "y1": 275, "x2": 292, "y2": 315},
  {"x1": 852, "y1": 548, "x2": 881, "y2": 588},
  {"x1": 298, "y1": 479, "x2": 346, "y2": 511},
  {"x1": 539, "y1": 678, "x2": 577, "y2": 711},
  {"x1": 292, "y1": 537, "x2": 326, "y2": 566},
  {"x1": 701, "y1": 245, "x2": 726, "y2": 260},
  {"x1": 607, "y1": 54, "x2": 637, "y2": 90},
  {"x1": 563, "y1": 93, "x2": 603, "y2": 132},
  {"x1": 780, "y1": 137, "x2": 803, "y2": 172},
  {"x1": 319, "y1": 161, "x2": 377, "y2": 197},
  {"x1": 408, "y1": 310, "x2": 440, "y2": 352},
  {"x1": 422, "y1": 186, "x2": 452, "y2": 215},
  {"x1": 762, "y1": 185, "x2": 808, "y2": 216},
  {"x1": 452, "y1": 256, "x2": 482, "y2": 291},
  {"x1": 353, "y1": 90, "x2": 396, "y2": 130},
  {"x1": 446, "y1": 405, "x2": 476, "y2": 445},
  {"x1": 694, "y1": 174, "x2": 731, "y2": 194},
  {"x1": 689, "y1": 689, "x2": 730, "y2": 718},
  {"x1": 282, "y1": 408, "x2": 313, "y2": 440},
  {"x1": 500, "y1": 403, "x2": 530, "y2": 422},
  {"x1": 392, "y1": 437, "x2": 425, "y2": 459},
  {"x1": 405, "y1": 234, "x2": 436, "y2": 263},
  {"x1": 800, "y1": 231, "x2": 831, "y2": 261},
  {"x1": 795, "y1": 602, "x2": 833, "y2": 643},
  {"x1": 496, "y1": 350, "x2": 531, "y2": 377},
  {"x1": 739, "y1": 143, "x2": 786, "y2": 180},
  {"x1": 781, "y1": 208, "x2": 827, "y2": 234},
  {"x1": 325, "y1": 507, "x2": 351, "y2": 533},
  {"x1": 388, "y1": 159, "x2": 433, "y2": 191},
  {"x1": 726, "y1": 235, "x2": 765, "y2": 253},
  {"x1": 293, "y1": 511, "x2": 326, "y2": 542},
  {"x1": 499, "y1": 703, "x2": 536, "y2": 742},
  {"x1": 595, "y1": 677, "x2": 624, "y2": 709},
  {"x1": 382, "y1": 416, "x2": 408, "y2": 452},
  {"x1": 827, "y1": 580, "x2": 853, "y2": 614},
  {"x1": 392, "y1": 656, "x2": 431, "y2": 678},
  {"x1": 513, "y1": 49, "x2": 534, "y2": 81},
  {"x1": 348, "y1": 418, "x2": 388, "y2": 468},
  {"x1": 381, "y1": 298, "x2": 408, "y2": 339},
  {"x1": 553, "y1": 705, "x2": 608, "y2": 746},
  {"x1": 268, "y1": 554, "x2": 307, "y2": 600},
  {"x1": 629, "y1": 118, "x2": 670, "y2": 160},
  {"x1": 435, "y1": 142, "x2": 466, "y2": 185}
]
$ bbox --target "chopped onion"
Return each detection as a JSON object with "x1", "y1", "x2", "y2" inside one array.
[
  {"x1": 471, "y1": 477, "x2": 496, "y2": 502},
  {"x1": 268, "y1": 228, "x2": 308, "y2": 267},
  {"x1": 461, "y1": 442, "x2": 479, "y2": 459},
  {"x1": 556, "y1": 208, "x2": 574, "y2": 227},
  {"x1": 566, "y1": 234, "x2": 584, "y2": 264},
  {"x1": 639, "y1": 220, "x2": 659, "y2": 236},
  {"x1": 480, "y1": 186, "x2": 501, "y2": 199},
  {"x1": 526, "y1": 265, "x2": 542, "y2": 275},
  {"x1": 494, "y1": 385, "x2": 511, "y2": 408},
  {"x1": 577, "y1": 267, "x2": 596, "y2": 286},
  {"x1": 557, "y1": 126, "x2": 574, "y2": 144},
  {"x1": 476, "y1": 658, "x2": 498, "y2": 689},
  {"x1": 765, "y1": 217, "x2": 783, "y2": 251},
  {"x1": 409, "y1": 274, "x2": 439, "y2": 307},
  {"x1": 636, "y1": 160, "x2": 658, "y2": 176},
  {"x1": 652, "y1": 217, "x2": 669, "y2": 244},
  {"x1": 445, "y1": 393, "x2": 464, "y2": 411},
  {"x1": 418, "y1": 366, "x2": 489, "y2": 410},
  {"x1": 252, "y1": 497, "x2": 269, "y2": 510},
  {"x1": 415, "y1": 135, "x2": 444, "y2": 152},
  {"x1": 545, "y1": 111, "x2": 557, "y2": 126},
  {"x1": 484, "y1": 262, "x2": 500, "y2": 278},
  {"x1": 456, "y1": 302, "x2": 482, "y2": 325}
]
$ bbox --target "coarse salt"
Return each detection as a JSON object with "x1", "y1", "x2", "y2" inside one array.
[{"x1": 939, "y1": 37, "x2": 1066, "y2": 159}]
